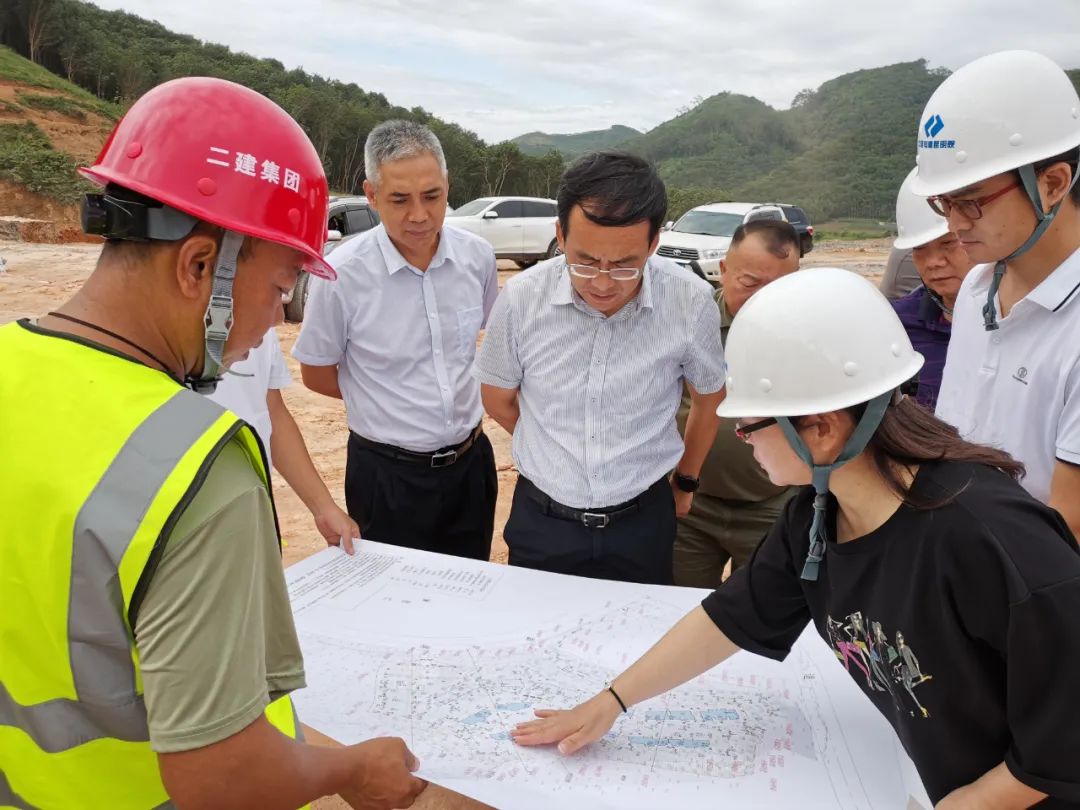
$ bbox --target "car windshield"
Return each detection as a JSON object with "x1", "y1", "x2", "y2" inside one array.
[
  {"x1": 449, "y1": 198, "x2": 495, "y2": 217},
  {"x1": 672, "y1": 211, "x2": 744, "y2": 237}
]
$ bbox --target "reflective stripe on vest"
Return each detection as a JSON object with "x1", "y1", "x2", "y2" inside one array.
[{"x1": 0, "y1": 323, "x2": 302, "y2": 809}]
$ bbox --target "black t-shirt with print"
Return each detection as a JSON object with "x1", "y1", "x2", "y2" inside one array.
[{"x1": 702, "y1": 460, "x2": 1080, "y2": 806}]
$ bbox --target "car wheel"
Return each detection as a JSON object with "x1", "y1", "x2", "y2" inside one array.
[
  {"x1": 284, "y1": 272, "x2": 312, "y2": 324},
  {"x1": 546, "y1": 239, "x2": 562, "y2": 259},
  {"x1": 800, "y1": 234, "x2": 813, "y2": 257}
]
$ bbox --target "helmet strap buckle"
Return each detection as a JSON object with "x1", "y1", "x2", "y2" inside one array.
[{"x1": 187, "y1": 231, "x2": 244, "y2": 395}]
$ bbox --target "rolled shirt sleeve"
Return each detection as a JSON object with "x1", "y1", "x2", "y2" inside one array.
[
  {"x1": 266, "y1": 329, "x2": 293, "y2": 391},
  {"x1": 292, "y1": 274, "x2": 348, "y2": 367},
  {"x1": 473, "y1": 289, "x2": 522, "y2": 389},
  {"x1": 682, "y1": 295, "x2": 726, "y2": 395}
]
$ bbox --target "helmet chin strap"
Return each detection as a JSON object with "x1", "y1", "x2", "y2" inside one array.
[
  {"x1": 776, "y1": 390, "x2": 894, "y2": 582},
  {"x1": 925, "y1": 287, "x2": 953, "y2": 317},
  {"x1": 983, "y1": 147, "x2": 1080, "y2": 331},
  {"x1": 186, "y1": 231, "x2": 253, "y2": 395}
]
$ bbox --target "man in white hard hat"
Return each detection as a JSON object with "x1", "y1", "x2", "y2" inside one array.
[
  {"x1": 909, "y1": 50, "x2": 1080, "y2": 540},
  {"x1": 890, "y1": 168, "x2": 974, "y2": 411}
]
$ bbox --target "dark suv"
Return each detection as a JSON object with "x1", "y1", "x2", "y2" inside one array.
[
  {"x1": 764, "y1": 203, "x2": 814, "y2": 256},
  {"x1": 285, "y1": 197, "x2": 382, "y2": 322},
  {"x1": 325, "y1": 196, "x2": 381, "y2": 253}
]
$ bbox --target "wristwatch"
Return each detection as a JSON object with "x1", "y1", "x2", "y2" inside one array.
[{"x1": 672, "y1": 471, "x2": 700, "y2": 493}]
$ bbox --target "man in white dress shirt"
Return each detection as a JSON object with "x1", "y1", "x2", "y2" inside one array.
[
  {"x1": 476, "y1": 151, "x2": 726, "y2": 584},
  {"x1": 294, "y1": 120, "x2": 499, "y2": 559}
]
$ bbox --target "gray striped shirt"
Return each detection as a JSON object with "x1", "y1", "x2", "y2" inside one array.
[{"x1": 475, "y1": 256, "x2": 725, "y2": 508}]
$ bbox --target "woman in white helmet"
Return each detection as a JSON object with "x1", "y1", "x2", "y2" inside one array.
[
  {"x1": 512, "y1": 268, "x2": 1080, "y2": 807},
  {"x1": 909, "y1": 50, "x2": 1080, "y2": 542},
  {"x1": 891, "y1": 167, "x2": 975, "y2": 410}
]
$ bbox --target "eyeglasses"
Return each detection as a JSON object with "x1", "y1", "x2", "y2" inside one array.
[
  {"x1": 926, "y1": 181, "x2": 1020, "y2": 220},
  {"x1": 734, "y1": 417, "x2": 777, "y2": 442},
  {"x1": 566, "y1": 263, "x2": 642, "y2": 282}
]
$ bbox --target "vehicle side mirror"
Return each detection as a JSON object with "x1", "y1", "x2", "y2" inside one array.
[
  {"x1": 663, "y1": 220, "x2": 674, "y2": 231},
  {"x1": 326, "y1": 229, "x2": 343, "y2": 242},
  {"x1": 482, "y1": 210, "x2": 500, "y2": 220}
]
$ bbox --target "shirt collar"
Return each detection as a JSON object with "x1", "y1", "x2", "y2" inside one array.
[
  {"x1": 551, "y1": 258, "x2": 656, "y2": 315},
  {"x1": 1026, "y1": 246, "x2": 1080, "y2": 311},
  {"x1": 967, "y1": 247, "x2": 1080, "y2": 312},
  {"x1": 375, "y1": 224, "x2": 451, "y2": 276},
  {"x1": 552, "y1": 263, "x2": 576, "y2": 306}
]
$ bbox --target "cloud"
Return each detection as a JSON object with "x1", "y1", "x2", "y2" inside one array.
[{"x1": 92, "y1": 0, "x2": 1080, "y2": 142}]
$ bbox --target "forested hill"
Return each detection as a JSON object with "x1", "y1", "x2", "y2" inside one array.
[
  {"x1": 0, "y1": 0, "x2": 566, "y2": 206},
  {"x1": 513, "y1": 125, "x2": 642, "y2": 159},
  {"x1": 3, "y1": 1, "x2": 1079, "y2": 221}
]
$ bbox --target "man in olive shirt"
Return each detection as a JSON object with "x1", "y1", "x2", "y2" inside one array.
[{"x1": 674, "y1": 220, "x2": 800, "y2": 587}]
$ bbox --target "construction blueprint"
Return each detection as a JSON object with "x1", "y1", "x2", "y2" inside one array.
[{"x1": 286, "y1": 543, "x2": 931, "y2": 810}]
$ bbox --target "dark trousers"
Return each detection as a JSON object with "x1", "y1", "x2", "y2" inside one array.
[
  {"x1": 504, "y1": 477, "x2": 676, "y2": 585},
  {"x1": 345, "y1": 432, "x2": 497, "y2": 561}
]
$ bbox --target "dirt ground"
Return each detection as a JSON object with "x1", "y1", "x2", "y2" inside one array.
[{"x1": 0, "y1": 238, "x2": 890, "y2": 810}]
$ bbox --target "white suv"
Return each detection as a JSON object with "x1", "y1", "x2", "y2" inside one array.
[
  {"x1": 447, "y1": 196, "x2": 560, "y2": 268},
  {"x1": 655, "y1": 202, "x2": 787, "y2": 283}
]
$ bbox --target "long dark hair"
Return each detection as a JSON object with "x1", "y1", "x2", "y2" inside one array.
[{"x1": 832, "y1": 396, "x2": 1025, "y2": 507}]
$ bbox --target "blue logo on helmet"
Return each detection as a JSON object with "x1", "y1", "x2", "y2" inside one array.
[{"x1": 919, "y1": 114, "x2": 954, "y2": 150}]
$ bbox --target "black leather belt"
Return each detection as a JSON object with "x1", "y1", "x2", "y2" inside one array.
[
  {"x1": 518, "y1": 476, "x2": 659, "y2": 529},
  {"x1": 350, "y1": 425, "x2": 483, "y2": 468}
]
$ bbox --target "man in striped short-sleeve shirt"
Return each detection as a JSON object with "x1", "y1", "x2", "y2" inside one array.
[{"x1": 475, "y1": 151, "x2": 727, "y2": 585}]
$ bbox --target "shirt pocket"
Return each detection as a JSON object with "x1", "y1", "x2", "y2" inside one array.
[{"x1": 455, "y1": 305, "x2": 484, "y2": 358}]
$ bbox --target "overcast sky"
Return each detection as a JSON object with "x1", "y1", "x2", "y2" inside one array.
[{"x1": 93, "y1": 0, "x2": 1080, "y2": 143}]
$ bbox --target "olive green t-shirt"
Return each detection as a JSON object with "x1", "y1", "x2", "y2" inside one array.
[
  {"x1": 676, "y1": 288, "x2": 793, "y2": 503},
  {"x1": 133, "y1": 436, "x2": 306, "y2": 753}
]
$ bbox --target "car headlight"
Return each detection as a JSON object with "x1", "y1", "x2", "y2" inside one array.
[{"x1": 699, "y1": 249, "x2": 725, "y2": 261}]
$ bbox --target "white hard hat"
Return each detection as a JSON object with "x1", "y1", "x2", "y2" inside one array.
[
  {"x1": 909, "y1": 50, "x2": 1080, "y2": 197},
  {"x1": 716, "y1": 267, "x2": 924, "y2": 418},
  {"x1": 894, "y1": 168, "x2": 950, "y2": 250}
]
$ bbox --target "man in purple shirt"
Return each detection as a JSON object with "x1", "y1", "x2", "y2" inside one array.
[{"x1": 891, "y1": 168, "x2": 974, "y2": 410}]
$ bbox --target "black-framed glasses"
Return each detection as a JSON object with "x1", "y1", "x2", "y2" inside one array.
[
  {"x1": 566, "y1": 263, "x2": 642, "y2": 282},
  {"x1": 734, "y1": 417, "x2": 778, "y2": 442},
  {"x1": 927, "y1": 180, "x2": 1020, "y2": 220}
]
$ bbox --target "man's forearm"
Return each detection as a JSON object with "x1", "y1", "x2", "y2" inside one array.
[
  {"x1": 676, "y1": 389, "x2": 725, "y2": 477},
  {"x1": 268, "y1": 391, "x2": 336, "y2": 515},
  {"x1": 161, "y1": 717, "x2": 350, "y2": 809},
  {"x1": 489, "y1": 403, "x2": 519, "y2": 436},
  {"x1": 481, "y1": 385, "x2": 520, "y2": 435},
  {"x1": 300, "y1": 364, "x2": 343, "y2": 400}
]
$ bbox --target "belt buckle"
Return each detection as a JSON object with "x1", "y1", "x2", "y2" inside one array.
[
  {"x1": 430, "y1": 449, "x2": 458, "y2": 468},
  {"x1": 581, "y1": 512, "x2": 610, "y2": 529}
]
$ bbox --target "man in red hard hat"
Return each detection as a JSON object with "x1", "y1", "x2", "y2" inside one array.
[{"x1": 0, "y1": 77, "x2": 425, "y2": 810}]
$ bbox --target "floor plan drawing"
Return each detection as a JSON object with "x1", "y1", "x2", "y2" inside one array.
[{"x1": 287, "y1": 544, "x2": 930, "y2": 810}]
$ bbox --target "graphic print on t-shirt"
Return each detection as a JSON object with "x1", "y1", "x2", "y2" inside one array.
[{"x1": 826, "y1": 612, "x2": 933, "y2": 719}]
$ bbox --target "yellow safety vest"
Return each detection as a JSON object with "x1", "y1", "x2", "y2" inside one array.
[{"x1": 0, "y1": 321, "x2": 304, "y2": 809}]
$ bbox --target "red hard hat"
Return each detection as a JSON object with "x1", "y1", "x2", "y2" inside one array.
[{"x1": 80, "y1": 76, "x2": 335, "y2": 279}]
